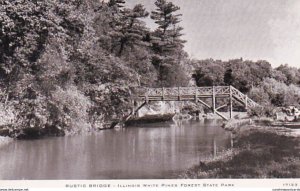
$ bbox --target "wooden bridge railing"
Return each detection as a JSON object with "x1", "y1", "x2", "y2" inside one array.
[
  {"x1": 133, "y1": 86, "x2": 257, "y2": 107},
  {"x1": 230, "y1": 86, "x2": 257, "y2": 108},
  {"x1": 138, "y1": 86, "x2": 230, "y2": 96},
  {"x1": 127, "y1": 86, "x2": 259, "y2": 121}
]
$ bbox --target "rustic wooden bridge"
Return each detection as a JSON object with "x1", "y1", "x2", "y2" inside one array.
[{"x1": 124, "y1": 86, "x2": 258, "y2": 122}]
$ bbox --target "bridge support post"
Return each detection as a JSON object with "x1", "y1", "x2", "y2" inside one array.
[
  {"x1": 212, "y1": 86, "x2": 216, "y2": 114},
  {"x1": 145, "y1": 89, "x2": 149, "y2": 104},
  {"x1": 178, "y1": 87, "x2": 181, "y2": 101},
  {"x1": 145, "y1": 95, "x2": 149, "y2": 104},
  {"x1": 229, "y1": 86, "x2": 233, "y2": 119},
  {"x1": 131, "y1": 101, "x2": 136, "y2": 117},
  {"x1": 194, "y1": 87, "x2": 198, "y2": 101}
]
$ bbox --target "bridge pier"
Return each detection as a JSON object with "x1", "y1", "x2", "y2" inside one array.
[
  {"x1": 131, "y1": 101, "x2": 136, "y2": 116},
  {"x1": 212, "y1": 86, "x2": 216, "y2": 114},
  {"x1": 229, "y1": 86, "x2": 233, "y2": 119},
  {"x1": 194, "y1": 87, "x2": 198, "y2": 101}
]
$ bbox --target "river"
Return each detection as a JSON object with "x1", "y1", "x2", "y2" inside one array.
[{"x1": 0, "y1": 120, "x2": 231, "y2": 179}]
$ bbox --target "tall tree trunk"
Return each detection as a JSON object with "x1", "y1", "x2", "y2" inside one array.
[{"x1": 118, "y1": 39, "x2": 125, "y2": 56}]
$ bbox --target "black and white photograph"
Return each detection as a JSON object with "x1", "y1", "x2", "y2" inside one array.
[{"x1": 0, "y1": 0, "x2": 300, "y2": 186}]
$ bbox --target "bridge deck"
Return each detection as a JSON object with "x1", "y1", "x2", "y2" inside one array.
[
  {"x1": 114, "y1": 86, "x2": 260, "y2": 126},
  {"x1": 134, "y1": 86, "x2": 257, "y2": 108}
]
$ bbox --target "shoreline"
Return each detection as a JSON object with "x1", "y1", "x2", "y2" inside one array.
[
  {"x1": 2, "y1": 114, "x2": 299, "y2": 138},
  {"x1": 124, "y1": 114, "x2": 175, "y2": 126}
]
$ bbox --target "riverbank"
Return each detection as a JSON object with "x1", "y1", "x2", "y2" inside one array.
[
  {"x1": 180, "y1": 120, "x2": 300, "y2": 178},
  {"x1": 125, "y1": 114, "x2": 174, "y2": 126}
]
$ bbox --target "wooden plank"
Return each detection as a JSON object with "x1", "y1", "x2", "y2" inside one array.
[
  {"x1": 196, "y1": 98, "x2": 212, "y2": 109},
  {"x1": 216, "y1": 104, "x2": 228, "y2": 111},
  {"x1": 124, "y1": 101, "x2": 147, "y2": 121},
  {"x1": 229, "y1": 86, "x2": 233, "y2": 119},
  {"x1": 215, "y1": 110, "x2": 229, "y2": 121}
]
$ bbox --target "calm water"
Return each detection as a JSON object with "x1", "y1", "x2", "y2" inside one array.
[{"x1": 0, "y1": 120, "x2": 231, "y2": 179}]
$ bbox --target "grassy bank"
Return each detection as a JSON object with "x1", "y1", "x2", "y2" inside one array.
[{"x1": 181, "y1": 124, "x2": 300, "y2": 178}]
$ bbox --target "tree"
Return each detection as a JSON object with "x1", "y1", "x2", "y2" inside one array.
[
  {"x1": 110, "y1": 4, "x2": 149, "y2": 56},
  {"x1": 225, "y1": 59, "x2": 271, "y2": 93},
  {"x1": 0, "y1": 0, "x2": 141, "y2": 136},
  {"x1": 192, "y1": 59, "x2": 225, "y2": 86},
  {"x1": 150, "y1": 0, "x2": 187, "y2": 87},
  {"x1": 271, "y1": 70, "x2": 287, "y2": 83},
  {"x1": 224, "y1": 68, "x2": 234, "y2": 85},
  {"x1": 150, "y1": 0, "x2": 185, "y2": 54},
  {"x1": 276, "y1": 64, "x2": 300, "y2": 85},
  {"x1": 0, "y1": 0, "x2": 61, "y2": 98},
  {"x1": 108, "y1": 0, "x2": 126, "y2": 8},
  {"x1": 248, "y1": 87, "x2": 270, "y2": 105}
]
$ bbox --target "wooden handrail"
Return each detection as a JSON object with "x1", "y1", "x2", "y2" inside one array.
[
  {"x1": 128, "y1": 86, "x2": 260, "y2": 122},
  {"x1": 133, "y1": 86, "x2": 259, "y2": 108}
]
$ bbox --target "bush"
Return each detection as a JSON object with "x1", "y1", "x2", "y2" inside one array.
[
  {"x1": 248, "y1": 105, "x2": 275, "y2": 118},
  {"x1": 249, "y1": 78, "x2": 300, "y2": 107},
  {"x1": 52, "y1": 86, "x2": 93, "y2": 133},
  {"x1": 0, "y1": 103, "x2": 16, "y2": 127}
]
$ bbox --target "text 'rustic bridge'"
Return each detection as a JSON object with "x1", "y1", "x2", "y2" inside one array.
[{"x1": 124, "y1": 86, "x2": 258, "y2": 122}]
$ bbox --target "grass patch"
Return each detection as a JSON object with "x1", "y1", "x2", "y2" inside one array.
[{"x1": 181, "y1": 127, "x2": 300, "y2": 178}]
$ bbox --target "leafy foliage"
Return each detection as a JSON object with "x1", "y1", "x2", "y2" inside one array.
[
  {"x1": 192, "y1": 59, "x2": 225, "y2": 86},
  {"x1": 192, "y1": 59, "x2": 272, "y2": 93},
  {"x1": 192, "y1": 58, "x2": 300, "y2": 111},
  {"x1": 249, "y1": 78, "x2": 300, "y2": 107},
  {"x1": 0, "y1": 0, "x2": 191, "y2": 137},
  {"x1": 275, "y1": 64, "x2": 300, "y2": 85}
]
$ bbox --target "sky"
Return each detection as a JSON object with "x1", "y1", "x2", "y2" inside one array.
[{"x1": 125, "y1": 0, "x2": 300, "y2": 68}]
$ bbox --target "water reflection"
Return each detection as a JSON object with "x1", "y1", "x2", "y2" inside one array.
[{"x1": 0, "y1": 120, "x2": 231, "y2": 179}]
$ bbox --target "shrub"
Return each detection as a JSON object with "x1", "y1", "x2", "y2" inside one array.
[
  {"x1": 248, "y1": 105, "x2": 275, "y2": 118},
  {"x1": 52, "y1": 86, "x2": 93, "y2": 133},
  {"x1": 0, "y1": 103, "x2": 16, "y2": 127}
]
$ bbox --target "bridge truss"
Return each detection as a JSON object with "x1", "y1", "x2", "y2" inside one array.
[{"x1": 127, "y1": 86, "x2": 258, "y2": 121}]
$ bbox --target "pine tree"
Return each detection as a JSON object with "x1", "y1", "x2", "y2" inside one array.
[
  {"x1": 108, "y1": 0, "x2": 125, "y2": 8},
  {"x1": 110, "y1": 4, "x2": 149, "y2": 56},
  {"x1": 224, "y1": 68, "x2": 234, "y2": 85},
  {"x1": 150, "y1": 0, "x2": 185, "y2": 54},
  {"x1": 106, "y1": 0, "x2": 126, "y2": 20},
  {"x1": 150, "y1": 0, "x2": 187, "y2": 87}
]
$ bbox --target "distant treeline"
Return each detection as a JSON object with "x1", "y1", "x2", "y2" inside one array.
[{"x1": 192, "y1": 59, "x2": 300, "y2": 108}]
